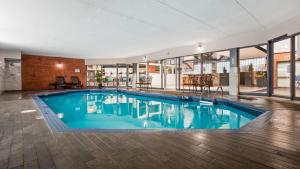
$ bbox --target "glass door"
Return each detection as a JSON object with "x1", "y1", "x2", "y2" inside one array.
[
  {"x1": 117, "y1": 64, "x2": 128, "y2": 88},
  {"x1": 127, "y1": 64, "x2": 133, "y2": 88},
  {"x1": 202, "y1": 51, "x2": 231, "y2": 93},
  {"x1": 148, "y1": 60, "x2": 162, "y2": 88},
  {"x1": 103, "y1": 65, "x2": 117, "y2": 87},
  {"x1": 239, "y1": 46, "x2": 267, "y2": 94},
  {"x1": 137, "y1": 63, "x2": 147, "y2": 88},
  {"x1": 273, "y1": 38, "x2": 291, "y2": 97},
  {"x1": 86, "y1": 65, "x2": 102, "y2": 87},
  {"x1": 179, "y1": 55, "x2": 200, "y2": 91},
  {"x1": 163, "y1": 58, "x2": 177, "y2": 90}
]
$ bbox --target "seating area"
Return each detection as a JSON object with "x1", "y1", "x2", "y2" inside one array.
[
  {"x1": 136, "y1": 76, "x2": 152, "y2": 89},
  {"x1": 49, "y1": 76, "x2": 83, "y2": 89},
  {"x1": 182, "y1": 74, "x2": 214, "y2": 92}
]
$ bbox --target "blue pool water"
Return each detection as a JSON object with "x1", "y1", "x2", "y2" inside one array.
[{"x1": 40, "y1": 91, "x2": 256, "y2": 130}]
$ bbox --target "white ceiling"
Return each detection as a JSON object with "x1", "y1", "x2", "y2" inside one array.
[{"x1": 0, "y1": 0, "x2": 300, "y2": 59}]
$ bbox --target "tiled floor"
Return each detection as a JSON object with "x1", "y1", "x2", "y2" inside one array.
[{"x1": 0, "y1": 90, "x2": 300, "y2": 169}]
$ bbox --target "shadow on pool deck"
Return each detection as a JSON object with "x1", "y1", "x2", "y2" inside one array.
[{"x1": 0, "y1": 89, "x2": 300, "y2": 169}]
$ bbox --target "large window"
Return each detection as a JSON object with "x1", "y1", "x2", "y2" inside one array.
[
  {"x1": 103, "y1": 65, "x2": 117, "y2": 87},
  {"x1": 87, "y1": 65, "x2": 102, "y2": 87},
  {"x1": 127, "y1": 64, "x2": 133, "y2": 87},
  {"x1": 273, "y1": 39, "x2": 291, "y2": 97},
  {"x1": 163, "y1": 58, "x2": 177, "y2": 90},
  {"x1": 117, "y1": 64, "x2": 127, "y2": 87},
  {"x1": 148, "y1": 60, "x2": 162, "y2": 88},
  {"x1": 239, "y1": 45, "x2": 268, "y2": 94},
  {"x1": 180, "y1": 55, "x2": 201, "y2": 91},
  {"x1": 203, "y1": 51, "x2": 230, "y2": 93},
  {"x1": 137, "y1": 63, "x2": 147, "y2": 85},
  {"x1": 179, "y1": 51, "x2": 230, "y2": 92}
]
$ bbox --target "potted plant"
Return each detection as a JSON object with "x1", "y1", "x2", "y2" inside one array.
[
  {"x1": 256, "y1": 71, "x2": 267, "y2": 87},
  {"x1": 96, "y1": 70, "x2": 104, "y2": 88}
]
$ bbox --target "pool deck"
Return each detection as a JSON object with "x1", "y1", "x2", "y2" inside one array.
[{"x1": 0, "y1": 89, "x2": 300, "y2": 169}]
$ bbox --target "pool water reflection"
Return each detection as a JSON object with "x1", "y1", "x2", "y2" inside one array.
[{"x1": 41, "y1": 91, "x2": 255, "y2": 129}]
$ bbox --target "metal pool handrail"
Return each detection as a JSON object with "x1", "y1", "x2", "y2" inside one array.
[
  {"x1": 200, "y1": 86, "x2": 210, "y2": 99},
  {"x1": 213, "y1": 86, "x2": 224, "y2": 99}
]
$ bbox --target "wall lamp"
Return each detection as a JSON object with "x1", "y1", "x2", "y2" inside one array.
[{"x1": 56, "y1": 62, "x2": 63, "y2": 68}]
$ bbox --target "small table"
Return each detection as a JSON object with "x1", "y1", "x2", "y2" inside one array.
[{"x1": 49, "y1": 83, "x2": 57, "y2": 89}]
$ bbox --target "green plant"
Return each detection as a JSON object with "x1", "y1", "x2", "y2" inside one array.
[
  {"x1": 256, "y1": 71, "x2": 266, "y2": 78},
  {"x1": 96, "y1": 70, "x2": 104, "y2": 83}
]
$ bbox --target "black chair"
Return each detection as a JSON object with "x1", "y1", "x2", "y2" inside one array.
[
  {"x1": 55, "y1": 76, "x2": 69, "y2": 89},
  {"x1": 70, "y1": 76, "x2": 83, "y2": 88}
]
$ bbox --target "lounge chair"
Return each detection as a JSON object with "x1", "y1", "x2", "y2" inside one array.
[
  {"x1": 70, "y1": 76, "x2": 83, "y2": 88},
  {"x1": 55, "y1": 76, "x2": 69, "y2": 89}
]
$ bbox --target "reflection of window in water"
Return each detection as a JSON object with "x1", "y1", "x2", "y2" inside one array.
[{"x1": 87, "y1": 103, "x2": 96, "y2": 114}]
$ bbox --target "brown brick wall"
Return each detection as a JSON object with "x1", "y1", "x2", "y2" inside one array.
[{"x1": 22, "y1": 54, "x2": 86, "y2": 90}]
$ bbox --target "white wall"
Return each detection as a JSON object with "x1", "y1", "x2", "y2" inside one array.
[{"x1": 0, "y1": 50, "x2": 22, "y2": 93}]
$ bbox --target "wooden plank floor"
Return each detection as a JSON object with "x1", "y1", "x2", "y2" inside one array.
[{"x1": 0, "y1": 90, "x2": 300, "y2": 169}]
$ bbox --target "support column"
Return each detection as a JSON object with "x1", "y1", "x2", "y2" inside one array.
[
  {"x1": 159, "y1": 60, "x2": 163, "y2": 89},
  {"x1": 132, "y1": 63, "x2": 137, "y2": 89},
  {"x1": 177, "y1": 57, "x2": 181, "y2": 90},
  {"x1": 229, "y1": 48, "x2": 240, "y2": 96},
  {"x1": 126, "y1": 64, "x2": 129, "y2": 88},
  {"x1": 146, "y1": 62, "x2": 149, "y2": 78},
  {"x1": 267, "y1": 41, "x2": 274, "y2": 97},
  {"x1": 291, "y1": 36, "x2": 296, "y2": 100},
  {"x1": 116, "y1": 64, "x2": 119, "y2": 89},
  {"x1": 162, "y1": 60, "x2": 166, "y2": 89},
  {"x1": 175, "y1": 58, "x2": 178, "y2": 90},
  {"x1": 200, "y1": 54, "x2": 204, "y2": 75}
]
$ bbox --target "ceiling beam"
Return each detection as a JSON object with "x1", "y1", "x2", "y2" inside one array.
[{"x1": 255, "y1": 46, "x2": 267, "y2": 53}]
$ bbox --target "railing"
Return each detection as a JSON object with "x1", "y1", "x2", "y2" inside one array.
[
  {"x1": 213, "y1": 86, "x2": 224, "y2": 99},
  {"x1": 200, "y1": 86, "x2": 210, "y2": 98}
]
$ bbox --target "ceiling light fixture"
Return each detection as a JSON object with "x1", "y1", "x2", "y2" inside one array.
[
  {"x1": 197, "y1": 43, "x2": 204, "y2": 53},
  {"x1": 143, "y1": 56, "x2": 148, "y2": 61}
]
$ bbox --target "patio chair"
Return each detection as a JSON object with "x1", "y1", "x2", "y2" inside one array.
[
  {"x1": 55, "y1": 76, "x2": 69, "y2": 89},
  {"x1": 195, "y1": 75, "x2": 206, "y2": 93},
  {"x1": 70, "y1": 76, "x2": 83, "y2": 88},
  {"x1": 137, "y1": 76, "x2": 152, "y2": 89},
  {"x1": 182, "y1": 76, "x2": 194, "y2": 91}
]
